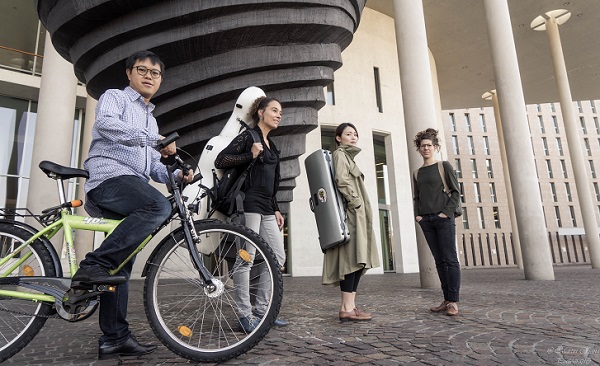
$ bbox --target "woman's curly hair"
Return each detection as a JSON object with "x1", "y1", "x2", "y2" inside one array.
[
  {"x1": 413, "y1": 128, "x2": 440, "y2": 150},
  {"x1": 249, "y1": 96, "x2": 280, "y2": 125}
]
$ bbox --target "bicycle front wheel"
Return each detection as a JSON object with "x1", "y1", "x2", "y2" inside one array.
[
  {"x1": 0, "y1": 222, "x2": 58, "y2": 362},
  {"x1": 144, "y1": 219, "x2": 283, "y2": 363}
]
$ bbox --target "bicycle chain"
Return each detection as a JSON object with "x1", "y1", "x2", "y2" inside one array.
[{"x1": 0, "y1": 304, "x2": 59, "y2": 319}]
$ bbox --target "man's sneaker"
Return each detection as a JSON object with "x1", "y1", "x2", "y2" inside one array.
[
  {"x1": 430, "y1": 300, "x2": 449, "y2": 312},
  {"x1": 71, "y1": 266, "x2": 127, "y2": 290},
  {"x1": 445, "y1": 302, "x2": 459, "y2": 316},
  {"x1": 252, "y1": 310, "x2": 289, "y2": 327},
  {"x1": 238, "y1": 315, "x2": 260, "y2": 333}
]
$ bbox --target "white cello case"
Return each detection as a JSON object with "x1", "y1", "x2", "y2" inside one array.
[{"x1": 182, "y1": 86, "x2": 266, "y2": 220}]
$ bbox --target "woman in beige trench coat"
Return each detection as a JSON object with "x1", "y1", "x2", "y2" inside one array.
[{"x1": 322, "y1": 123, "x2": 380, "y2": 321}]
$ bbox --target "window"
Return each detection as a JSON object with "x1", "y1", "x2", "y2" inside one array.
[
  {"x1": 538, "y1": 115, "x2": 545, "y2": 133},
  {"x1": 594, "y1": 182, "x2": 600, "y2": 201},
  {"x1": 490, "y1": 182, "x2": 497, "y2": 203},
  {"x1": 546, "y1": 160, "x2": 553, "y2": 178},
  {"x1": 595, "y1": 117, "x2": 599, "y2": 134},
  {"x1": 477, "y1": 207, "x2": 485, "y2": 229},
  {"x1": 542, "y1": 137, "x2": 549, "y2": 156},
  {"x1": 325, "y1": 83, "x2": 335, "y2": 105},
  {"x1": 551, "y1": 103, "x2": 556, "y2": 112},
  {"x1": 556, "y1": 137, "x2": 564, "y2": 156},
  {"x1": 569, "y1": 206, "x2": 577, "y2": 227},
  {"x1": 320, "y1": 129, "x2": 337, "y2": 152},
  {"x1": 590, "y1": 160, "x2": 596, "y2": 178},
  {"x1": 553, "y1": 115, "x2": 559, "y2": 133},
  {"x1": 449, "y1": 113, "x2": 456, "y2": 131},
  {"x1": 471, "y1": 159, "x2": 478, "y2": 178},
  {"x1": 373, "y1": 136, "x2": 389, "y2": 205},
  {"x1": 459, "y1": 182, "x2": 465, "y2": 203},
  {"x1": 550, "y1": 182, "x2": 557, "y2": 202},
  {"x1": 483, "y1": 136, "x2": 490, "y2": 155},
  {"x1": 580, "y1": 116, "x2": 587, "y2": 134},
  {"x1": 585, "y1": 138, "x2": 591, "y2": 156},
  {"x1": 486, "y1": 159, "x2": 493, "y2": 178},
  {"x1": 565, "y1": 182, "x2": 572, "y2": 202},
  {"x1": 465, "y1": 113, "x2": 471, "y2": 132},
  {"x1": 577, "y1": 101, "x2": 583, "y2": 113},
  {"x1": 561, "y1": 160, "x2": 568, "y2": 178},
  {"x1": 591, "y1": 100, "x2": 597, "y2": 114},
  {"x1": 374, "y1": 67, "x2": 383, "y2": 113},
  {"x1": 480, "y1": 114, "x2": 487, "y2": 132},
  {"x1": 555, "y1": 206, "x2": 562, "y2": 227},
  {"x1": 468, "y1": 136, "x2": 474, "y2": 154},
  {"x1": 536, "y1": 104, "x2": 542, "y2": 112},
  {"x1": 474, "y1": 182, "x2": 481, "y2": 203},
  {"x1": 454, "y1": 158, "x2": 462, "y2": 178},
  {"x1": 462, "y1": 208, "x2": 469, "y2": 229},
  {"x1": 452, "y1": 136, "x2": 459, "y2": 155},
  {"x1": 493, "y1": 206, "x2": 501, "y2": 228}
]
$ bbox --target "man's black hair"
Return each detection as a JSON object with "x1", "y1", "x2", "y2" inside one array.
[{"x1": 125, "y1": 50, "x2": 165, "y2": 73}]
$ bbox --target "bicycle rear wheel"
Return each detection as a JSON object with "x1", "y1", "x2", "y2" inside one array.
[
  {"x1": 144, "y1": 219, "x2": 283, "y2": 363},
  {"x1": 0, "y1": 223, "x2": 57, "y2": 362}
]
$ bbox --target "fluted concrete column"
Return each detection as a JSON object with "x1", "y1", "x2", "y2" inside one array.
[
  {"x1": 26, "y1": 32, "x2": 78, "y2": 233},
  {"x1": 482, "y1": 0, "x2": 554, "y2": 280},
  {"x1": 532, "y1": 11, "x2": 600, "y2": 269},
  {"x1": 73, "y1": 95, "x2": 97, "y2": 263},
  {"x1": 483, "y1": 90, "x2": 523, "y2": 268},
  {"x1": 392, "y1": 0, "x2": 439, "y2": 288}
]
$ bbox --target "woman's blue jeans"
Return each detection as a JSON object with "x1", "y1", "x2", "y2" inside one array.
[
  {"x1": 418, "y1": 214, "x2": 461, "y2": 302},
  {"x1": 81, "y1": 175, "x2": 172, "y2": 343}
]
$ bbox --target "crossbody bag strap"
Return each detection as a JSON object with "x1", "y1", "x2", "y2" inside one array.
[{"x1": 437, "y1": 161, "x2": 449, "y2": 193}]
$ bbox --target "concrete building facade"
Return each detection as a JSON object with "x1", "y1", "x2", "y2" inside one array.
[{"x1": 2, "y1": 1, "x2": 600, "y2": 281}]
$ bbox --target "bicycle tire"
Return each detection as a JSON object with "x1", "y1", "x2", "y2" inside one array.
[
  {"x1": 144, "y1": 219, "x2": 283, "y2": 363},
  {"x1": 0, "y1": 222, "x2": 58, "y2": 362}
]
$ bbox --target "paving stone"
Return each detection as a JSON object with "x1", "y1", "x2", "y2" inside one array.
[{"x1": 4, "y1": 266, "x2": 600, "y2": 365}]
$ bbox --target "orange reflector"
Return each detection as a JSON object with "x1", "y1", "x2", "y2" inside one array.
[
  {"x1": 23, "y1": 266, "x2": 34, "y2": 276},
  {"x1": 70, "y1": 200, "x2": 83, "y2": 208},
  {"x1": 238, "y1": 249, "x2": 251, "y2": 262},
  {"x1": 178, "y1": 325, "x2": 192, "y2": 337}
]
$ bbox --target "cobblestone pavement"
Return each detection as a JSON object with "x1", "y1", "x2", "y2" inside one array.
[{"x1": 5, "y1": 265, "x2": 600, "y2": 365}]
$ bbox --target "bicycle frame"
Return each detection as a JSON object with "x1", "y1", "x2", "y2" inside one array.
[{"x1": 0, "y1": 150, "x2": 214, "y2": 306}]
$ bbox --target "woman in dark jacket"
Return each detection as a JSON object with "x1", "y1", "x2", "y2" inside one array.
[
  {"x1": 413, "y1": 128, "x2": 461, "y2": 316},
  {"x1": 214, "y1": 96, "x2": 287, "y2": 332}
]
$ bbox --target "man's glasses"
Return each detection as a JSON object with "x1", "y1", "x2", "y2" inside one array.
[
  {"x1": 133, "y1": 66, "x2": 162, "y2": 79},
  {"x1": 420, "y1": 144, "x2": 434, "y2": 149}
]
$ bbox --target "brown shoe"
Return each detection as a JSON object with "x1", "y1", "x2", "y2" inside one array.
[
  {"x1": 445, "y1": 302, "x2": 459, "y2": 316},
  {"x1": 353, "y1": 308, "x2": 372, "y2": 320},
  {"x1": 339, "y1": 308, "x2": 372, "y2": 322},
  {"x1": 430, "y1": 300, "x2": 449, "y2": 312}
]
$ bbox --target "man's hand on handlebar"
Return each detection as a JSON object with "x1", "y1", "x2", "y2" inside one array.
[
  {"x1": 178, "y1": 168, "x2": 194, "y2": 183},
  {"x1": 159, "y1": 138, "x2": 177, "y2": 157}
]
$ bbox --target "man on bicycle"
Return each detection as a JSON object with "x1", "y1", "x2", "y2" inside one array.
[{"x1": 71, "y1": 50, "x2": 192, "y2": 360}]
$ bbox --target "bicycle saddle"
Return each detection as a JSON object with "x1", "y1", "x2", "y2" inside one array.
[{"x1": 39, "y1": 160, "x2": 89, "y2": 180}]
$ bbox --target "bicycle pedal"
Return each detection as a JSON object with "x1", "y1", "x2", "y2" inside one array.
[{"x1": 94, "y1": 284, "x2": 118, "y2": 292}]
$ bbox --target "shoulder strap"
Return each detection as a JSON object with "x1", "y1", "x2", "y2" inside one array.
[
  {"x1": 437, "y1": 161, "x2": 449, "y2": 193},
  {"x1": 246, "y1": 128, "x2": 260, "y2": 144}
]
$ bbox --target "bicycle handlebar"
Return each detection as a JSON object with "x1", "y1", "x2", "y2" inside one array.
[{"x1": 157, "y1": 132, "x2": 180, "y2": 149}]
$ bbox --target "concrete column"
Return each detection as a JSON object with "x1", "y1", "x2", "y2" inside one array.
[
  {"x1": 534, "y1": 13, "x2": 600, "y2": 269},
  {"x1": 392, "y1": 0, "x2": 439, "y2": 288},
  {"x1": 73, "y1": 95, "x2": 97, "y2": 263},
  {"x1": 482, "y1": 0, "x2": 554, "y2": 280},
  {"x1": 26, "y1": 32, "x2": 78, "y2": 230},
  {"x1": 483, "y1": 90, "x2": 523, "y2": 268}
]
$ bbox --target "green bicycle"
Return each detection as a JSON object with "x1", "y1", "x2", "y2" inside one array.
[{"x1": 0, "y1": 133, "x2": 283, "y2": 363}]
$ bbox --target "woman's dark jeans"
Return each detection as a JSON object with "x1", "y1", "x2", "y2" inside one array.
[{"x1": 418, "y1": 214, "x2": 461, "y2": 302}]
